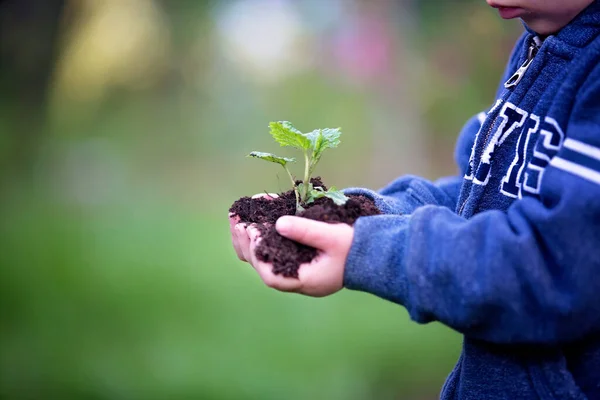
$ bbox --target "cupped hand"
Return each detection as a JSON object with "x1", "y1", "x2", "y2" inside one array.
[
  {"x1": 246, "y1": 216, "x2": 354, "y2": 297},
  {"x1": 229, "y1": 193, "x2": 278, "y2": 262}
]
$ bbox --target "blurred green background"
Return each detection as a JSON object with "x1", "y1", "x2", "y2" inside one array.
[{"x1": 0, "y1": 1, "x2": 522, "y2": 399}]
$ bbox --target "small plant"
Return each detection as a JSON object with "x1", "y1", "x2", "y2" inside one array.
[{"x1": 248, "y1": 121, "x2": 349, "y2": 214}]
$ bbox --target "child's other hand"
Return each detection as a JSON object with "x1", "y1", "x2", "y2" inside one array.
[
  {"x1": 228, "y1": 193, "x2": 278, "y2": 262},
  {"x1": 246, "y1": 216, "x2": 353, "y2": 297}
]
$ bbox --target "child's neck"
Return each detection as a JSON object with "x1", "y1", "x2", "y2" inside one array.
[{"x1": 523, "y1": 0, "x2": 595, "y2": 36}]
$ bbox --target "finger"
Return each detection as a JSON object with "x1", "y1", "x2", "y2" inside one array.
[
  {"x1": 247, "y1": 226, "x2": 302, "y2": 292},
  {"x1": 236, "y1": 224, "x2": 252, "y2": 262},
  {"x1": 229, "y1": 215, "x2": 246, "y2": 261},
  {"x1": 229, "y1": 214, "x2": 242, "y2": 234},
  {"x1": 232, "y1": 236, "x2": 246, "y2": 261},
  {"x1": 232, "y1": 225, "x2": 247, "y2": 261},
  {"x1": 229, "y1": 214, "x2": 240, "y2": 230},
  {"x1": 275, "y1": 216, "x2": 339, "y2": 249},
  {"x1": 246, "y1": 225, "x2": 262, "y2": 265},
  {"x1": 251, "y1": 193, "x2": 279, "y2": 200}
]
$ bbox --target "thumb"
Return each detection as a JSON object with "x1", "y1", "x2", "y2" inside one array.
[{"x1": 276, "y1": 216, "x2": 340, "y2": 249}]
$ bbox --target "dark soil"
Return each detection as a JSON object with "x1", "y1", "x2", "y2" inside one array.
[{"x1": 229, "y1": 177, "x2": 381, "y2": 278}]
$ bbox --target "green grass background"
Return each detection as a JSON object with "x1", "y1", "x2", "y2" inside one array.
[{"x1": 0, "y1": 1, "x2": 521, "y2": 398}]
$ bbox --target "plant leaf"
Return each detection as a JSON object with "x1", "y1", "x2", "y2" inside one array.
[
  {"x1": 247, "y1": 151, "x2": 296, "y2": 166},
  {"x1": 269, "y1": 121, "x2": 311, "y2": 150},
  {"x1": 307, "y1": 127, "x2": 342, "y2": 166},
  {"x1": 297, "y1": 182, "x2": 313, "y2": 196},
  {"x1": 306, "y1": 186, "x2": 348, "y2": 206}
]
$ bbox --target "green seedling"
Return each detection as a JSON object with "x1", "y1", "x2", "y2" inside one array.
[{"x1": 248, "y1": 121, "x2": 349, "y2": 214}]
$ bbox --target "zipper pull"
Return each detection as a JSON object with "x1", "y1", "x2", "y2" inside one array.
[{"x1": 504, "y1": 36, "x2": 542, "y2": 90}]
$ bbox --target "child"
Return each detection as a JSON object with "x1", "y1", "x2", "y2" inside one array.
[{"x1": 229, "y1": 0, "x2": 600, "y2": 398}]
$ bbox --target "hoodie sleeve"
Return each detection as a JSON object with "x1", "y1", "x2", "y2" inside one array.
[
  {"x1": 342, "y1": 111, "x2": 484, "y2": 215},
  {"x1": 343, "y1": 64, "x2": 600, "y2": 346}
]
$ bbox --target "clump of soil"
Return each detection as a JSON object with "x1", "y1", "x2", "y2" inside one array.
[{"x1": 229, "y1": 177, "x2": 381, "y2": 278}]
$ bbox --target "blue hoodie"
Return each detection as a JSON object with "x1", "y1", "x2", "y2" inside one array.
[{"x1": 342, "y1": 2, "x2": 600, "y2": 399}]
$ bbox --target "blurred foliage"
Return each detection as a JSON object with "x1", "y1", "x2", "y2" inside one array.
[{"x1": 0, "y1": 0, "x2": 522, "y2": 399}]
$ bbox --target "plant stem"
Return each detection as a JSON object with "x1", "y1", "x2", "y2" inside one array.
[
  {"x1": 308, "y1": 161, "x2": 317, "y2": 183},
  {"x1": 282, "y1": 164, "x2": 301, "y2": 211},
  {"x1": 302, "y1": 150, "x2": 310, "y2": 202}
]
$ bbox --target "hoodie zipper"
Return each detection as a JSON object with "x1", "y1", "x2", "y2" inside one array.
[
  {"x1": 504, "y1": 36, "x2": 543, "y2": 89},
  {"x1": 457, "y1": 35, "x2": 542, "y2": 216}
]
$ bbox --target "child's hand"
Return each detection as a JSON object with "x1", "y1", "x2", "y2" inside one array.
[
  {"x1": 246, "y1": 216, "x2": 353, "y2": 297},
  {"x1": 229, "y1": 213, "x2": 251, "y2": 262},
  {"x1": 229, "y1": 193, "x2": 278, "y2": 262}
]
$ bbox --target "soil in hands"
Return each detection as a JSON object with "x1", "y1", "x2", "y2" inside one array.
[{"x1": 229, "y1": 177, "x2": 381, "y2": 278}]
